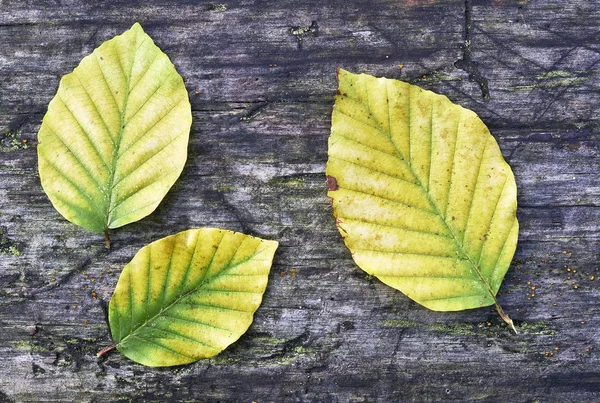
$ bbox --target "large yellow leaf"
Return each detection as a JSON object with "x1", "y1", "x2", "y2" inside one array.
[
  {"x1": 37, "y1": 23, "x2": 191, "y2": 245},
  {"x1": 101, "y1": 228, "x2": 278, "y2": 367},
  {"x1": 327, "y1": 69, "x2": 518, "y2": 330}
]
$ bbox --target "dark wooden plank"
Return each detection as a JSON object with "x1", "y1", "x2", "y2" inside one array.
[{"x1": 1, "y1": 0, "x2": 599, "y2": 401}]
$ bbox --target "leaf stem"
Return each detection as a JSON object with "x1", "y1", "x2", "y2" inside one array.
[
  {"x1": 97, "y1": 344, "x2": 116, "y2": 357},
  {"x1": 496, "y1": 304, "x2": 517, "y2": 334},
  {"x1": 104, "y1": 228, "x2": 111, "y2": 249}
]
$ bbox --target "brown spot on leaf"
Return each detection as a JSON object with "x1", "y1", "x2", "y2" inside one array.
[{"x1": 326, "y1": 175, "x2": 339, "y2": 191}]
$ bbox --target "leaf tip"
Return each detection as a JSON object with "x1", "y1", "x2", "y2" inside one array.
[
  {"x1": 265, "y1": 238, "x2": 279, "y2": 248},
  {"x1": 131, "y1": 22, "x2": 144, "y2": 31},
  {"x1": 263, "y1": 239, "x2": 279, "y2": 256}
]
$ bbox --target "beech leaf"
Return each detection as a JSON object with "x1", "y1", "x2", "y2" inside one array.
[
  {"x1": 327, "y1": 69, "x2": 519, "y2": 330},
  {"x1": 100, "y1": 228, "x2": 278, "y2": 367},
  {"x1": 37, "y1": 23, "x2": 191, "y2": 246}
]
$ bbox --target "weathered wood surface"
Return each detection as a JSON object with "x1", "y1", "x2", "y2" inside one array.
[{"x1": 1, "y1": 0, "x2": 599, "y2": 401}]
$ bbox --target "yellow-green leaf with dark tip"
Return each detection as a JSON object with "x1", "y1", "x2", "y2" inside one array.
[
  {"x1": 37, "y1": 23, "x2": 191, "y2": 239},
  {"x1": 105, "y1": 228, "x2": 278, "y2": 367},
  {"x1": 327, "y1": 69, "x2": 518, "y2": 330}
]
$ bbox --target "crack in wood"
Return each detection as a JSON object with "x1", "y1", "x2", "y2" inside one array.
[{"x1": 454, "y1": 0, "x2": 490, "y2": 99}]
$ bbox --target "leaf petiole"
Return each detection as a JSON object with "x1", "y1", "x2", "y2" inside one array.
[
  {"x1": 97, "y1": 344, "x2": 116, "y2": 357},
  {"x1": 104, "y1": 228, "x2": 111, "y2": 249},
  {"x1": 496, "y1": 304, "x2": 517, "y2": 334}
]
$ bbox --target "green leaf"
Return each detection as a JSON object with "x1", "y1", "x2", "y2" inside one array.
[
  {"x1": 327, "y1": 69, "x2": 518, "y2": 330},
  {"x1": 103, "y1": 228, "x2": 278, "y2": 367},
  {"x1": 37, "y1": 23, "x2": 191, "y2": 244}
]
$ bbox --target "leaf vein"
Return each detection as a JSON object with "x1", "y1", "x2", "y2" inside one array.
[
  {"x1": 93, "y1": 54, "x2": 121, "y2": 123},
  {"x1": 72, "y1": 71, "x2": 116, "y2": 147},
  {"x1": 352, "y1": 248, "x2": 457, "y2": 258},
  {"x1": 427, "y1": 95, "x2": 434, "y2": 192},
  {"x1": 110, "y1": 127, "x2": 187, "y2": 193},
  {"x1": 488, "y1": 218, "x2": 518, "y2": 284},
  {"x1": 128, "y1": 48, "x2": 161, "y2": 95},
  {"x1": 43, "y1": 124, "x2": 106, "y2": 192},
  {"x1": 329, "y1": 155, "x2": 417, "y2": 186},
  {"x1": 443, "y1": 110, "x2": 462, "y2": 218},
  {"x1": 157, "y1": 238, "x2": 177, "y2": 310},
  {"x1": 144, "y1": 245, "x2": 152, "y2": 324},
  {"x1": 332, "y1": 133, "x2": 404, "y2": 159},
  {"x1": 176, "y1": 230, "x2": 203, "y2": 297},
  {"x1": 124, "y1": 68, "x2": 176, "y2": 127},
  {"x1": 56, "y1": 94, "x2": 109, "y2": 168},
  {"x1": 336, "y1": 187, "x2": 437, "y2": 216},
  {"x1": 338, "y1": 217, "x2": 452, "y2": 239},
  {"x1": 38, "y1": 150, "x2": 105, "y2": 218},
  {"x1": 380, "y1": 274, "x2": 470, "y2": 280},
  {"x1": 178, "y1": 302, "x2": 253, "y2": 313},
  {"x1": 150, "y1": 324, "x2": 220, "y2": 351},
  {"x1": 117, "y1": 97, "x2": 186, "y2": 161},
  {"x1": 162, "y1": 312, "x2": 234, "y2": 334},
  {"x1": 476, "y1": 175, "x2": 509, "y2": 266},
  {"x1": 334, "y1": 109, "x2": 392, "y2": 145},
  {"x1": 130, "y1": 334, "x2": 195, "y2": 359},
  {"x1": 418, "y1": 293, "x2": 486, "y2": 303},
  {"x1": 461, "y1": 138, "x2": 489, "y2": 244}
]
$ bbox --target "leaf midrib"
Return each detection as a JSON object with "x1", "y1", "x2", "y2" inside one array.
[
  {"x1": 104, "y1": 32, "x2": 145, "y2": 230},
  {"x1": 342, "y1": 79, "x2": 500, "y2": 305}
]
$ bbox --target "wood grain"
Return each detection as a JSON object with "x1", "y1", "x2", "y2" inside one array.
[{"x1": 1, "y1": 0, "x2": 599, "y2": 401}]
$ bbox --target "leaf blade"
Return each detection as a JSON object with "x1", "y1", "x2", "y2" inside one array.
[
  {"x1": 108, "y1": 228, "x2": 278, "y2": 367},
  {"x1": 38, "y1": 23, "x2": 191, "y2": 233},
  {"x1": 327, "y1": 69, "x2": 518, "y2": 321}
]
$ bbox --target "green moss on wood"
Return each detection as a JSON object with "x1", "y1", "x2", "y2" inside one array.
[
  {"x1": 427, "y1": 322, "x2": 478, "y2": 336},
  {"x1": 379, "y1": 319, "x2": 419, "y2": 328},
  {"x1": 378, "y1": 319, "x2": 555, "y2": 336},
  {"x1": 216, "y1": 185, "x2": 236, "y2": 192},
  {"x1": 0, "y1": 130, "x2": 29, "y2": 153},
  {"x1": 0, "y1": 228, "x2": 21, "y2": 256},
  {"x1": 517, "y1": 320, "x2": 556, "y2": 336},
  {"x1": 268, "y1": 177, "x2": 305, "y2": 187},
  {"x1": 10, "y1": 340, "x2": 46, "y2": 352},
  {"x1": 510, "y1": 70, "x2": 589, "y2": 91}
]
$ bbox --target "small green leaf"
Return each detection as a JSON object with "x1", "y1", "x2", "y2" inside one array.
[
  {"x1": 103, "y1": 228, "x2": 278, "y2": 367},
  {"x1": 327, "y1": 69, "x2": 518, "y2": 330},
  {"x1": 37, "y1": 23, "x2": 191, "y2": 243}
]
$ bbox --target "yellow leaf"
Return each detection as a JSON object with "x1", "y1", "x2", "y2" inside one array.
[
  {"x1": 327, "y1": 69, "x2": 518, "y2": 330},
  {"x1": 37, "y1": 23, "x2": 191, "y2": 243},
  {"x1": 104, "y1": 228, "x2": 278, "y2": 367}
]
